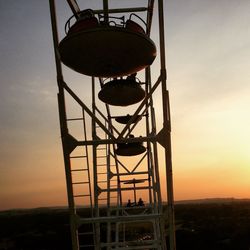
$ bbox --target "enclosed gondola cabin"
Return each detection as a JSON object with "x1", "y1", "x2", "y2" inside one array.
[{"x1": 59, "y1": 10, "x2": 157, "y2": 77}]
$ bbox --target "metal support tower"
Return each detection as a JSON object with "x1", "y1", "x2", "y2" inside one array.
[{"x1": 49, "y1": 0, "x2": 176, "y2": 249}]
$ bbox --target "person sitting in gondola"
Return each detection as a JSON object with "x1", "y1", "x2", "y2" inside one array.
[
  {"x1": 137, "y1": 198, "x2": 144, "y2": 206},
  {"x1": 126, "y1": 73, "x2": 137, "y2": 81},
  {"x1": 117, "y1": 134, "x2": 134, "y2": 149},
  {"x1": 126, "y1": 199, "x2": 132, "y2": 207},
  {"x1": 79, "y1": 9, "x2": 95, "y2": 21}
]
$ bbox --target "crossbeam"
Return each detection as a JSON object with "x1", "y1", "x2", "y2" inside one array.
[
  {"x1": 66, "y1": 0, "x2": 80, "y2": 18},
  {"x1": 77, "y1": 135, "x2": 157, "y2": 146},
  {"x1": 78, "y1": 212, "x2": 161, "y2": 224}
]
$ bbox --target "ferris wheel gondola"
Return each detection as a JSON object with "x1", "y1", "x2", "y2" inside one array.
[
  {"x1": 59, "y1": 10, "x2": 156, "y2": 77},
  {"x1": 98, "y1": 74, "x2": 145, "y2": 106},
  {"x1": 115, "y1": 135, "x2": 146, "y2": 156},
  {"x1": 115, "y1": 114, "x2": 142, "y2": 124}
]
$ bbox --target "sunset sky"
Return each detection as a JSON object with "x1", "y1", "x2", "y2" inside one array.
[{"x1": 0, "y1": 0, "x2": 249, "y2": 211}]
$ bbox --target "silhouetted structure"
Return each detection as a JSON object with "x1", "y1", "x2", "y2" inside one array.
[{"x1": 49, "y1": 0, "x2": 176, "y2": 249}]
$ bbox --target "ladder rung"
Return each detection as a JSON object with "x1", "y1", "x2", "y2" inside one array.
[
  {"x1": 97, "y1": 156, "x2": 107, "y2": 158},
  {"x1": 67, "y1": 118, "x2": 84, "y2": 121},
  {"x1": 98, "y1": 195, "x2": 117, "y2": 200},
  {"x1": 98, "y1": 180, "x2": 107, "y2": 183},
  {"x1": 78, "y1": 231, "x2": 94, "y2": 236},
  {"x1": 97, "y1": 164, "x2": 106, "y2": 166},
  {"x1": 97, "y1": 147, "x2": 106, "y2": 150},
  {"x1": 74, "y1": 194, "x2": 90, "y2": 198},
  {"x1": 98, "y1": 172, "x2": 107, "y2": 175},
  {"x1": 72, "y1": 181, "x2": 89, "y2": 185},
  {"x1": 71, "y1": 168, "x2": 88, "y2": 172},
  {"x1": 79, "y1": 244, "x2": 94, "y2": 248},
  {"x1": 70, "y1": 155, "x2": 86, "y2": 159}
]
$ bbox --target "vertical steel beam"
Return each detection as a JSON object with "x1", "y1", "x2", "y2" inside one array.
[
  {"x1": 146, "y1": 66, "x2": 166, "y2": 250},
  {"x1": 49, "y1": 1, "x2": 79, "y2": 249},
  {"x1": 146, "y1": 0, "x2": 154, "y2": 35},
  {"x1": 158, "y1": 0, "x2": 176, "y2": 250},
  {"x1": 145, "y1": 69, "x2": 153, "y2": 205},
  {"x1": 106, "y1": 124, "x2": 111, "y2": 249},
  {"x1": 92, "y1": 77, "x2": 101, "y2": 250},
  {"x1": 66, "y1": 0, "x2": 81, "y2": 18},
  {"x1": 103, "y1": 0, "x2": 109, "y2": 24}
]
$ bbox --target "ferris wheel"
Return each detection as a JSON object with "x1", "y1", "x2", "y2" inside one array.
[{"x1": 49, "y1": 0, "x2": 176, "y2": 249}]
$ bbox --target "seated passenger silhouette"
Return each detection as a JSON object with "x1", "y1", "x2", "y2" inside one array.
[
  {"x1": 126, "y1": 199, "x2": 132, "y2": 207},
  {"x1": 126, "y1": 73, "x2": 137, "y2": 81},
  {"x1": 137, "y1": 198, "x2": 144, "y2": 206}
]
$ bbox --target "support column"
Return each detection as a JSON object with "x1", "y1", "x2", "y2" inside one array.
[{"x1": 158, "y1": 0, "x2": 176, "y2": 250}]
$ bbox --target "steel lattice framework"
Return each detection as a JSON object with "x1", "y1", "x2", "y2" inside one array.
[{"x1": 49, "y1": 0, "x2": 176, "y2": 249}]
